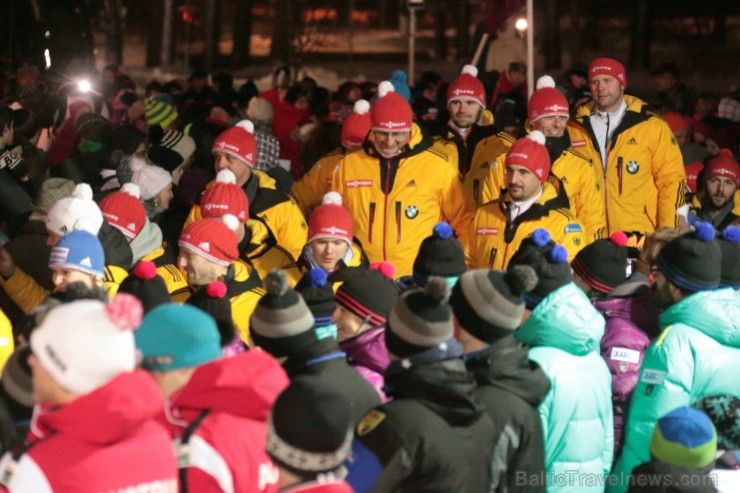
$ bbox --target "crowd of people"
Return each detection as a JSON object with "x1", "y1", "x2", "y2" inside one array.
[{"x1": 0, "y1": 53, "x2": 736, "y2": 493}]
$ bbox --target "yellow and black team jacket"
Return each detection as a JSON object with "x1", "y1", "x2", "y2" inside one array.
[
  {"x1": 291, "y1": 148, "x2": 344, "y2": 215},
  {"x1": 283, "y1": 240, "x2": 370, "y2": 291},
  {"x1": 141, "y1": 245, "x2": 190, "y2": 303},
  {"x1": 575, "y1": 95, "x2": 687, "y2": 236},
  {"x1": 186, "y1": 169, "x2": 308, "y2": 260},
  {"x1": 332, "y1": 124, "x2": 473, "y2": 277},
  {"x1": 238, "y1": 217, "x2": 296, "y2": 283},
  {"x1": 465, "y1": 178, "x2": 586, "y2": 270},
  {"x1": 433, "y1": 125, "x2": 514, "y2": 213},
  {"x1": 219, "y1": 259, "x2": 265, "y2": 344},
  {"x1": 480, "y1": 129, "x2": 607, "y2": 244}
]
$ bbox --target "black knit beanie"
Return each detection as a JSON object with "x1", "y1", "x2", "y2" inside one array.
[
  {"x1": 572, "y1": 231, "x2": 629, "y2": 294},
  {"x1": 295, "y1": 268, "x2": 337, "y2": 340},
  {"x1": 718, "y1": 226, "x2": 740, "y2": 288},
  {"x1": 450, "y1": 265, "x2": 538, "y2": 343},
  {"x1": 267, "y1": 375, "x2": 352, "y2": 478},
  {"x1": 185, "y1": 281, "x2": 235, "y2": 347},
  {"x1": 117, "y1": 260, "x2": 170, "y2": 313},
  {"x1": 335, "y1": 262, "x2": 399, "y2": 327},
  {"x1": 412, "y1": 222, "x2": 466, "y2": 286},
  {"x1": 507, "y1": 228, "x2": 572, "y2": 308},
  {"x1": 250, "y1": 270, "x2": 318, "y2": 358},
  {"x1": 386, "y1": 277, "x2": 453, "y2": 358},
  {"x1": 656, "y1": 222, "x2": 721, "y2": 292}
]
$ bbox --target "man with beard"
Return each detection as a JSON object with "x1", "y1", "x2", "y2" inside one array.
[
  {"x1": 433, "y1": 65, "x2": 513, "y2": 211},
  {"x1": 481, "y1": 75, "x2": 606, "y2": 243},
  {"x1": 689, "y1": 150, "x2": 740, "y2": 230},
  {"x1": 609, "y1": 223, "x2": 740, "y2": 493}
]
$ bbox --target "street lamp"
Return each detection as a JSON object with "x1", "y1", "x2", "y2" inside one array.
[{"x1": 515, "y1": 17, "x2": 528, "y2": 38}]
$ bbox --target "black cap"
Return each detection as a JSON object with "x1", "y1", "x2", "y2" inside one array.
[
  {"x1": 656, "y1": 222, "x2": 721, "y2": 292},
  {"x1": 412, "y1": 222, "x2": 466, "y2": 285}
]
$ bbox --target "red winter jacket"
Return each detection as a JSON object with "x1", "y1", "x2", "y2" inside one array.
[
  {"x1": 163, "y1": 349, "x2": 290, "y2": 493},
  {"x1": 0, "y1": 371, "x2": 178, "y2": 493}
]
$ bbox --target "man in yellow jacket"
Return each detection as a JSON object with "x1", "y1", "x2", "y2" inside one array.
[
  {"x1": 332, "y1": 81, "x2": 472, "y2": 278},
  {"x1": 574, "y1": 57, "x2": 687, "y2": 240},
  {"x1": 178, "y1": 215, "x2": 265, "y2": 343},
  {"x1": 187, "y1": 120, "x2": 308, "y2": 259},
  {"x1": 291, "y1": 99, "x2": 372, "y2": 215},
  {"x1": 433, "y1": 65, "x2": 513, "y2": 211},
  {"x1": 481, "y1": 75, "x2": 606, "y2": 244},
  {"x1": 466, "y1": 131, "x2": 585, "y2": 270}
]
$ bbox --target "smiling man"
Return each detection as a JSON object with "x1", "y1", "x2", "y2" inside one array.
[
  {"x1": 332, "y1": 80, "x2": 471, "y2": 277},
  {"x1": 574, "y1": 57, "x2": 687, "y2": 240},
  {"x1": 689, "y1": 150, "x2": 740, "y2": 229},
  {"x1": 465, "y1": 131, "x2": 585, "y2": 270}
]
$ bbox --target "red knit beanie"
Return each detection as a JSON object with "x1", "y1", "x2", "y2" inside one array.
[
  {"x1": 684, "y1": 162, "x2": 704, "y2": 194},
  {"x1": 663, "y1": 112, "x2": 690, "y2": 134},
  {"x1": 370, "y1": 81, "x2": 413, "y2": 132},
  {"x1": 505, "y1": 131, "x2": 550, "y2": 182},
  {"x1": 528, "y1": 76, "x2": 569, "y2": 122},
  {"x1": 212, "y1": 120, "x2": 257, "y2": 167},
  {"x1": 179, "y1": 216, "x2": 240, "y2": 267},
  {"x1": 100, "y1": 183, "x2": 146, "y2": 239},
  {"x1": 589, "y1": 57, "x2": 627, "y2": 87},
  {"x1": 308, "y1": 192, "x2": 354, "y2": 247},
  {"x1": 201, "y1": 169, "x2": 249, "y2": 222},
  {"x1": 447, "y1": 65, "x2": 486, "y2": 108},
  {"x1": 341, "y1": 100, "x2": 372, "y2": 148},
  {"x1": 705, "y1": 149, "x2": 740, "y2": 186}
]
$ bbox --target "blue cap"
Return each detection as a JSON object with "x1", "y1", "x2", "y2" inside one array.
[
  {"x1": 48, "y1": 230, "x2": 105, "y2": 277},
  {"x1": 135, "y1": 304, "x2": 221, "y2": 371}
]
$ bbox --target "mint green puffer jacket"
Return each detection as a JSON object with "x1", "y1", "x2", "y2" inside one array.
[
  {"x1": 516, "y1": 282, "x2": 614, "y2": 493},
  {"x1": 609, "y1": 288, "x2": 740, "y2": 493}
]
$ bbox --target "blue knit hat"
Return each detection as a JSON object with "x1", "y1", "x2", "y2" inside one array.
[
  {"x1": 389, "y1": 70, "x2": 411, "y2": 102},
  {"x1": 650, "y1": 407, "x2": 717, "y2": 469},
  {"x1": 135, "y1": 303, "x2": 221, "y2": 371},
  {"x1": 656, "y1": 222, "x2": 721, "y2": 292},
  {"x1": 48, "y1": 230, "x2": 105, "y2": 278}
]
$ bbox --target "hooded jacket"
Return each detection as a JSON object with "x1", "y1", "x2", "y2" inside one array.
[
  {"x1": 357, "y1": 357, "x2": 496, "y2": 493},
  {"x1": 163, "y1": 350, "x2": 289, "y2": 493},
  {"x1": 0, "y1": 371, "x2": 178, "y2": 493},
  {"x1": 466, "y1": 335, "x2": 550, "y2": 493},
  {"x1": 331, "y1": 123, "x2": 472, "y2": 277},
  {"x1": 480, "y1": 129, "x2": 606, "y2": 243},
  {"x1": 291, "y1": 148, "x2": 343, "y2": 215},
  {"x1": 339, "y1": 327, "x2": 389, "y2": 402},
  {"x1": 239, "y1": 218, "x2": 296, "y2": 282},
  {"x1": 593, "y1": 276, "x2": 661, "y2": 458},
  {"x1": 465, "y1": 179, "x2": 586, "y2": 270},
  {"x1": 575, "y1": 95, "x2": 687, "y2": 236},
  {"x1": 515, "y1": 282, "x2": 614, "y2": 492},
  {"x1": 610, "y1": 288, "x2": 740, "y2": 493},
  {"x1": 187, "y1": 169, "x2": 308, "y2": 260},
  {"x1": 433, "y1": 124, "x2": 514, "y2": 211}
]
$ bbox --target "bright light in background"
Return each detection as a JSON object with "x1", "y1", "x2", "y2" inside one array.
[
  {"x1": 77, "y1": 79, "x2": 91, "y2": 93},
  {"x1": 515, "y1": 17, "x2": 528, "y2": 32},
  {"x1": 44, "y1": 49, "x2": 51, "y2": 69}
]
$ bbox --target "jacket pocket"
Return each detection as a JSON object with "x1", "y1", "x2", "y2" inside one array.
[
  {"x1": 395, "y1": 201, "x2": 402, "y2": 243},
  {"x1": 368, "y1": 202, "x2": 376, "y2": 244}
]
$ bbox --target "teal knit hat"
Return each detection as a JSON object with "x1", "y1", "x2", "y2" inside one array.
[
  {"x1": 135, "y1": 303, "x2": 221, "y2": 371},
  {"x1": 650, "y1": 407, "x2": 717, "y2": 468}
]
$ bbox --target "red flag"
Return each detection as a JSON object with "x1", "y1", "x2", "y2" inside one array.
[{"x1": 484, "y1": 0, "x2": 526, "y2": 36}]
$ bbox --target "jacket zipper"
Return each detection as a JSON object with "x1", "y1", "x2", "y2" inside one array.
[
  {"x1": 617, "y1": 156, "x2": 624, "y2": 196},
  {"x1": 382, "y1": 160, "x2": 392, "y2": 261},
  {"x1": 368, "y1": 202, "x2": 376, "y2": 244},
  {"x1": 395, "y1": 201, "x2": 402, "y2": 243},
  {"x1": 473, "y1": 179, "x2": 480, "y2": 206},
  {"x1": 488, "y1": 248, "x2": 497, "y2": 269}
]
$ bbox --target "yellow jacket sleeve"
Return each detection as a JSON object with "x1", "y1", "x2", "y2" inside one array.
[
  {"x1": 439, "y1": 161, "x2": 474, "y2": 247},
  {"x1": 291, "y1": 154, "x2": 340, "y2": 215},
  {"x1": 0, "y1": 309, "x2": 15, "y2": 372},
  {"x1": 480, "y1": 153, "x2": 507, "y2": 205},
  {"x1": 0, "y1": 268, "x2": 48, "y2": 314},
  {"x1": 652, "y1": 119, "x2": 687, "y2": 229}
]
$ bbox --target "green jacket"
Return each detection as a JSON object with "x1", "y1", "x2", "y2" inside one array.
[
  {"x1": 609, "y1": 288, "x2": 740, "y2": 493},
  {"x1": 516, "y1": 282, "x2": 613, "y2": 492}
]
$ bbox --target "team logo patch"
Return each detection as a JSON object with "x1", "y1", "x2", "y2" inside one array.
[
  {"x1": 610, "y1": 347, "x2": 640, "y2": 364},
  {"x1": 406, "y1": 179, "x2": 417, "y2": 187},
  {"x1": 357, "y1": 410, "x2": 386, "y2": 436},
  {"x1": 476, "y1": 227, "x2": 499, "y2": 235},
  {"x1": 571, "y1": 140, "x2": 586, "y2": 148},
  {"x1": 640, "y1": 369, "x2": 666, "y2": 385},
  {"x1": 626, "y1": 160, "x2": 639, "y2": 174},
  {"x1": 346, "y1": 179, "x2": 373, "y2": 188},
  {"x1": 564, "y1": 224, "x2": 582, "y2": 233},
  {"x1": 627, "y1": 137, "x2": 638, "y2": 145},
  {"x1": 405, "y1": 205, "x2": 419, "y2": 219}
]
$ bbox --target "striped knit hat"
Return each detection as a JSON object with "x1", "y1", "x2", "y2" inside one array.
[
  {"x1": 250, "y1": 270, "x2": 317, "y2": 358},
  {"x1": 335, "y1": 262, "x2": 398, "y2": 328},
  {"x1": 572, "y1": 232, "x2": 629, "y2": 294},
  {"x1": 651, "y1": 407, "x2": 717, "y2": 468},
  {"x1": 145, "y1": 99, "x2": 178, "y2": 129},
  {"x1": 719, "y1": 226, "x2": 740, "y2": 288},
  {"x1": 656, "y1": 222, "x2": 721, "y2": 292}
]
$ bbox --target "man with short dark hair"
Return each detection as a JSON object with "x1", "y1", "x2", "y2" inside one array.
[{"x1": 689, "y1": 150, "x2": 740, "y2": 229}]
